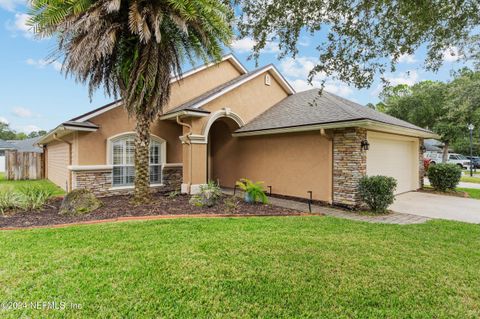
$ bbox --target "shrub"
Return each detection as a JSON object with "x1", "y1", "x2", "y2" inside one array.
[
  {"x1": 427, "y1": 163, "x2": 462, "y2": 192},
  {"x1": 17, "y1": 185, "x2": 55, "y2": 211},
  {"x1": 59, "y1": 189, "x2": 102, "y2": 215},
  {"x1": 358, "y1": 175, "x2": 397, "y2": 214},
  {"x1": 235, "y1": 178, "x2": 268, "y2": 204},
  {"x1": 189, "y1": 181, "x2": 222, "y2": 207},
  {"x1": 224, "y1": 196, "x2": 240, "y2": 214},
  {"x1": 0, "y1": 190, "x2": 21, "y2": 215}
]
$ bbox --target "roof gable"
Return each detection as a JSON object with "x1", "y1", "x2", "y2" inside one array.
[{"x1": 161, "y1": 64, "x2": 295, "y2": 119}]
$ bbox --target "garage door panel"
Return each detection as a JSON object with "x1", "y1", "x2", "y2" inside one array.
[{"x1": 366, "y1": 133, "x2": 419, "y2": 194}]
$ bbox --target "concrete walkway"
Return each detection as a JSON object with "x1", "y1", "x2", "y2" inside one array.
[
  {"x1": 224, "y1": 189, "x2": 430, "y2": 225},
  {"x1": 391, "y1": 192, "x2": 480, "y2": 224}
]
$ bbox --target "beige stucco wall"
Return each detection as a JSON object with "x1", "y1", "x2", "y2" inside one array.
[
  {"x1": 190, "y1": 70, "x2": 289, "y2": 135},
  {"x1": 46, "y1": 139, "x2": 71, "y2": 190},
  {"x1": 76, "y1": 106, "x2": 183, "y2": 165},
  {"x1": 209, "y1": 121, "x2": 333, "y2": 202},
  {"x1": 165, "y1": 59, "x2": 243, "y2": 112}
]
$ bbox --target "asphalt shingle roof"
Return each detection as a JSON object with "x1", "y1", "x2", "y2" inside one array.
[
  {"x1": 0, "y1": 140, "x2": 15, "y2": 149},
  {"x1": 6, "y1": 137, "x2": 43, "y2": 153},
  {"x1": 236, "y1": 89, "x2": 432, "y2": 133}
]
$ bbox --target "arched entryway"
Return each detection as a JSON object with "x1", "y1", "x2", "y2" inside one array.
[{"x1": 207, "y1": 117, "x2": 241, "y2": 188}]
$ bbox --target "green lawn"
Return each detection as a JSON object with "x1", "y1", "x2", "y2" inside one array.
[
  {"x1": 0, "y1": 172, "x2": 64, "y2": 196},
  {"x1": 0, "y1": 217, "x2": 479, "y2": 318},
  {"x1": 461, "y1": 175, "x2": 480, "y2": 184},
  {"x1": 459, "y1": 187, "x2": 480, "y2": 199}
]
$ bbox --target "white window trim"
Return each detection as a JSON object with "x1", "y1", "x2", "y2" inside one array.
[{"x1": 106, "y1": 132, "x2": 167, "y2": 187}]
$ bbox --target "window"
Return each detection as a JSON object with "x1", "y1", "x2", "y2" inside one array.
[{"x1": 110, "y1": 135, "x2": 165, "y2": 187}]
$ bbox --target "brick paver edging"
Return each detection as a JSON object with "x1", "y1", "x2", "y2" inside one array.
[{"x1": 0, "y1": 212, "x2": 321, "y2": 231}]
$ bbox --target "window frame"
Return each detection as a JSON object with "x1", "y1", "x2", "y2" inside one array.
[{"x1": 107, "y1": 132, "x2": 167, "y2": 188}]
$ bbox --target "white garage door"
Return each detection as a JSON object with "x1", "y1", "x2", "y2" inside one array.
[{"x1": 366, "y1": 132, "x2": 419, "y2": 194}]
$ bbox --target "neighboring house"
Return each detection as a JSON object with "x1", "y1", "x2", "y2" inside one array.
[
  {"x1": 2, "y1": 137, "x2": 44, "y2": 179},
  {"x1": 38, "y1": 54, "x2": 437, "y2": 207},
  {"x1": 0, "y1": 140, "x2": 15, "y2": 173}
]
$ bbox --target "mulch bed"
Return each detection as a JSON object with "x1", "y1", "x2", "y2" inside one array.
[{"x1": 0, "y1": 193, "x2": 305, "y2": 229}]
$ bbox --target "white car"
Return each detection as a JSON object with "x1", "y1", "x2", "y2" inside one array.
[
  {"x1": 447, "y1": 153, "x2": 471, "y2": 169},
  {"x1": 425, "y1": 152, "x2": 470, "y2": 169}
]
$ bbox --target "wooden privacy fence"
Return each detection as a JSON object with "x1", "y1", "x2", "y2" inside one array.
[{"x1": 5, "y1": 150, "x2": 44, "y2": 180}]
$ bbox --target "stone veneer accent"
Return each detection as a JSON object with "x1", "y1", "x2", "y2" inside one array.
[
  {"x1": 332, "y1": 127, "x2": 367, "y2": 208},
  {"x1": 73, "y1": 165, "x2": 182, "y2": 197}
]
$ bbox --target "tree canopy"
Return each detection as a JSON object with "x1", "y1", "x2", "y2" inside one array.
[
  {"x1": 376, "y1": 69, "x2": 480, "y2": 156},
  {"x1": 0, "y1": 121, "x2": 46, "y2": 141},
  {"x1": 237, "y1": 0, "x2": 480, "y2": 89}
]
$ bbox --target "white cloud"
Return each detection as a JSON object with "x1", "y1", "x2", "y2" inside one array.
[
  {"x1": 384, "y1": 70, "x2": 419, "y2": 86},
  {"x1": 26, "y1": 58, "x2": 62, "y2": 71},
  {"x1": 0, "y1": 0, "x2": 25, "y2": 11},
  {"x1": 6, "y1": 12, "x2": 33, "y2": 37},
  {"x1": 289, "y1": 78, "x2": 353, "y2": 96},
  {"x1": 280, "y1": 56, "x2": 353, "y2": 96},
  {"x1": 12, "y1": 106, "x2": 33, "y2": 118},
  {"x1": 280, "y1": 57, "x2": 323, "y2": 79},
  {"x1": 231, "y1": 37, "x2": 279, "y2": 54},
  {"x1": 0, "y1": 116, "x2": 9, "y2": 124},
  {"x1": 20, "y1": 125, "x2": 42, "y2": 134},
  {"x1": 397, "y1": 53, "x2": 417, "y2": 64},
  {"x1": 371, "y1": 70, "x2": 420, "y2": 97},
  {"x1": 442, "y1": 46, "x2": 460, "y2": 62}
]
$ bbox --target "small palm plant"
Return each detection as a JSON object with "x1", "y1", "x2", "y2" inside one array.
[{"x1": 235, "y1": 178, "x2": 268, "y2": 204}]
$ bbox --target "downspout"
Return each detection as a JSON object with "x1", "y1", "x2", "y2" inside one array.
[
  {"x1": 53, "y1": 133, "x2": 72, "y2": 192},
  {"x1": 176, "y1": 116, "x2": 193, "y2": 192},
  {"x1": 320, "y1": 128, "x2": 334, "y2": 205}
]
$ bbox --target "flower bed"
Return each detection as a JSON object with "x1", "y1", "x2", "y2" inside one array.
[{"x1": 0, "y1": 193, "x2": 304, "y2": 229}]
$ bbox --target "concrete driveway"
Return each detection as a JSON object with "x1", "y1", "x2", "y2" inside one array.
[{"x1": 390, "y1": 192, "x2": 480, "y2": 224}]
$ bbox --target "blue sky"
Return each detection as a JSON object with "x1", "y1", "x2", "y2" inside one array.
[{"x1": 0, "y1": 1, "x2": 468, "y2": 134}]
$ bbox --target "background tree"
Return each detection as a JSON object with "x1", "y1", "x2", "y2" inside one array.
[
  {"x1": 30, "y1": 0, "x2": 233, "y2": 203},
  {"x1": 443, "y1": 68, "x2": 480, "y2": 156},
  {"x1": 377, "y1": 70, "x2": 480, "y2": 160},
  {"x1": 0, "y1": 122, "x2": 16, "y2": 140},
  {"x1": 237, "y1": 0, "x2": 480, "y2": 89}
]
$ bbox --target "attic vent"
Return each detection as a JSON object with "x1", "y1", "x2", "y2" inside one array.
[{"x1": 265, "y1": 74, "x2": 271, "y2": 86}]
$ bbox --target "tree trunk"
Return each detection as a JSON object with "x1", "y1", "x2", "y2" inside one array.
[
  {"x1": 442, "y1": 141, "x2": 449, "y2": 163},
  {"x1": 133, "y1": 113, "x2": 151, "y2": 204}
]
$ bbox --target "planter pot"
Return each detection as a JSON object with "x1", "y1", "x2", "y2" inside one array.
[{"x1": 244, "y1": 192, "x2": 254, "y2": 204}]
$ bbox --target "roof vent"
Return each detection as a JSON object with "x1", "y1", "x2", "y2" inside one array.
[{"x1": 265, "y1": 74, "x2": 271, "y2": 86}]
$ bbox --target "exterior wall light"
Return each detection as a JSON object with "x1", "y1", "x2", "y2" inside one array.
[
  {"x1": 361, "y1": 140, "x2": 370, "y2": 151},
  {"x1": 420, "y1": 145, "x2": 426, "y2": 153}
]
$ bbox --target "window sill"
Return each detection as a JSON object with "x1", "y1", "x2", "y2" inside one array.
[{"x1": 109, "y1": 184, "x2": 164, "y2": 191}]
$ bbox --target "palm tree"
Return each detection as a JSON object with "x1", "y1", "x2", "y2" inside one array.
[{"x1": 29, "y1": 0, "x2": 233, "y2": 203}]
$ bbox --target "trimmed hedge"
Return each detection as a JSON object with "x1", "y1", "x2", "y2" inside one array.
[
  {"x1": 427, "y1": 163, "x2": 462, "y2": 192},
  {"x1": 359, "y1": 175, "x2": 397, "y2": 213}
]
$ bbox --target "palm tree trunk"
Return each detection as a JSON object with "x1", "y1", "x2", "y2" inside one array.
[{"x1": 133, "y1": 112, "x2": 151, "y2": 204}]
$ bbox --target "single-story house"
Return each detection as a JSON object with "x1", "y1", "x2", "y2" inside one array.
[{"x1": 38, "y1": 54, "x2": 437, "y2": 207}]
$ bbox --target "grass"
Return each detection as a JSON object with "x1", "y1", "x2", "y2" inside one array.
[
  {"x1": 459, "y1": 187, "x2": 480, "y2": 199},
  {"x1": 0, "y1": 217, "x2": 479, "y2": 318},
  {"x1": 461, "y1": 175, "x2": 480, "y2": 184},
  {"x1": 0, "y1": 172, "x2": 64, "y2": 196}
]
